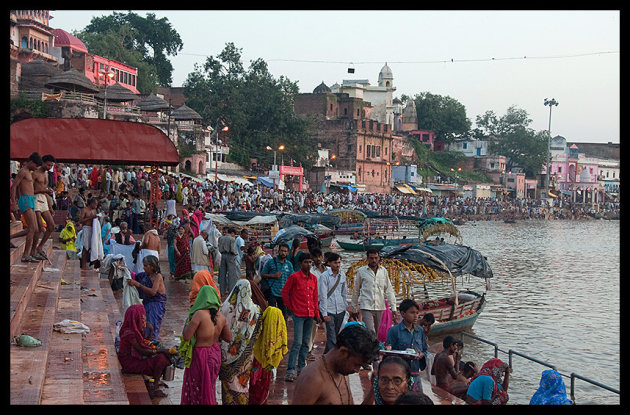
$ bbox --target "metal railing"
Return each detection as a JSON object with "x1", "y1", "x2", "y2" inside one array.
[{"x1": 459, "y1": 332, "x2": 620, "y2": 404}]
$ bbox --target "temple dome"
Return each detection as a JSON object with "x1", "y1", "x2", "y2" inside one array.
[{"x1": 313, "y1": 81, "x2": 331, "y2": 93}]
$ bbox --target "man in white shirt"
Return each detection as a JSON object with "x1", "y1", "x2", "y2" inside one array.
[
  {"x1": 235, "y1": 228, "x2": 248, "y2": 271},
  {"x1": 351, "y1": 248, "x2": 398, "y2": 336},
  {"x1": 318, "y1": 252, "x2": 347, "y2": 353},
  {"x1": 191, "y1": 230, "x2": 211, "y2": 273}
]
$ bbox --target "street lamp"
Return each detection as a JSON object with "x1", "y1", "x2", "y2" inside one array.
[
  {"x1": 266, "y1": 145, "x2": 285, "y2": 189},
  {"x1": 98, "y1": 67, "x2": 116, "y2": 119},
  {"x1": 543, "y1": 98, "x2": 559, "y2": 198},
  {"x1": 208, "y1": 122, "x2": 229, "y2": 183},
  {"x1": 450, "y1": 167, "x2": 462, "y2": 185}
]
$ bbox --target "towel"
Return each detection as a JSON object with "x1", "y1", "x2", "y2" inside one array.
[{"x1": 89, "y1": 218, "x2": 104, "y2": 263}]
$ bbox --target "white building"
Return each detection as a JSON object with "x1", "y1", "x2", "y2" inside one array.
[{"x1": 330, "y1": 63, "x2": 396, "y2": 130}]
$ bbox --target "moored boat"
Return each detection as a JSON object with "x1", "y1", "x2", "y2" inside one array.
[{"x1": 346, "y1": 243, "x2": 493, "y2": 336}]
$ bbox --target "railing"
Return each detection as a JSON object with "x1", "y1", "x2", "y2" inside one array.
[{"x1": 459, "y1": 332, "x2": 620, "y2": 404}]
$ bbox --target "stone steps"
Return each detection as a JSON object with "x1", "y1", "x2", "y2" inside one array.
[{"x1": 9, "y1": 218, "x2": 152, "y2": 405}]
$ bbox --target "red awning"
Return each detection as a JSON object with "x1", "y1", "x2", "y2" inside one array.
[{"x1": 10, "y1": 118, "x2": 180, "y2": 166}]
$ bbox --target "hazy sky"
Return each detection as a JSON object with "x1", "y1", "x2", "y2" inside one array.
[{"x1": 49, "y1": 10, "x2": 620, "y2": 144}]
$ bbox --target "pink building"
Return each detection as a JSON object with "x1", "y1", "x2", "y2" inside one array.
[{"x1": 545, "y1": 139, "x2": 601, "y2": 203}]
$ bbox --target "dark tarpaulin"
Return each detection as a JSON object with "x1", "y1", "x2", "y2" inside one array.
[
  {"x1": 271, "y1": 225, "x2": 317, "y2": 246},
  {"x1": 278, "y1": 213, "x2": 341, "y2": 230},
  {"x1": 380, "y1": 244, "x2": 493, "y2": 279},
  {"x1": 10, "y1": 118, "x2": 180, "y2": 166},
  {"x1": 224, "y1": 211, "x2": 278, "y2": 222}
]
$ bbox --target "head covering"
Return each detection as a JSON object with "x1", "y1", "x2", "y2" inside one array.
[
  {"x1": 179, "y1": 285, "x2": 221, "y2": 368},
  {"x1": 119, "y1": 304, "x2": 147, "y2": 359},
  {"x1": 252, "y1": 306, "x2": 288, "y2": 369},
  {"x1": 59, "y1": 220, "x2": 77, "y2": 251},
  {"x1": 189, "y1": 269, "x2": 221, "y2": 306},
  {"x1": 529, "y1": 370, "x2": 573, "y2": 405},
  {"x1": 220, "y1": 279, "x2": 261, "y2": 366},
  {"x1": 471, "y1": 358, "x2": 510, "y2": 405}
]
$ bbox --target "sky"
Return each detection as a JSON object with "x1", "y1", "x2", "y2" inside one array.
[{"x1": 49, "y1": 9, "x2": 620, "y2": 144}]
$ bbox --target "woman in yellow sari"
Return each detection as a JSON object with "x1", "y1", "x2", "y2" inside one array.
[{"x1": 249, "y1": 306, "x2": 288, "y2": 404}]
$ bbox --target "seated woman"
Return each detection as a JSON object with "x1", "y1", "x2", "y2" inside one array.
[
  {"x1": 529, "y1": 369, "x2": 573, "y2": 405},
  {"x1": 465, "y1": 358, "x2": 510, "y2": 405},
  {"x1": 117, "y1": 304, "x2": 172, "y2": 398},
  {"x1": 362, "y1": 355, "x2": 422, "y2": 405},
  {"x1": 127, "y1": 255, "x2": 166, "y2": 341}
]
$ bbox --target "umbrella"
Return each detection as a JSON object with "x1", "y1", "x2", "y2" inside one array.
[{"x1": 44, "y1": 68, "x2": 100, "y2": 94}]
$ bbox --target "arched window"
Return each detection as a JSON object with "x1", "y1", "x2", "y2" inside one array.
[{"x1": 21, "y1": 36, "x2": 28, "y2": 48}]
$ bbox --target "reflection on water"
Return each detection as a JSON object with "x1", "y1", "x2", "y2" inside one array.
[{"x1": 332, "y1": 219, "x2": 620, "y2": 405}]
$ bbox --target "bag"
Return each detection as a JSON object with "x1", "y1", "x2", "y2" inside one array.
[{"x1": 259, "y1": 277, "x2": 271, "y2": 298}]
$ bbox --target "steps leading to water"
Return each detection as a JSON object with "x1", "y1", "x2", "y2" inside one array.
[{"x1": 10, "y1": 220, "x2": 152, "y2": 405}]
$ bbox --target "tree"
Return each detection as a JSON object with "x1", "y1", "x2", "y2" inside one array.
[
  {"x1": 76, "y1": 11, "x2": 182, "y2": 92},
  {"x1": 475, "y1": 106, "x2": 548, "y2": 177},
  {"x1": 412, "y1": 92, "x2": 471, "y2": 144},
  {"x1": 183, "y1": 42, "x2": 314, "y2": 169}
]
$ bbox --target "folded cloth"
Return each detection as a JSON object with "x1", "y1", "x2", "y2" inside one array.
[{"x1": 136, "y1": 248, "x2": 159, "y2": 273}]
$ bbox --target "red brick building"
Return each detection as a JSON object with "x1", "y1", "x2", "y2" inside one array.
[{"x1": 295, "y1": 86, "x2": 393, "y2": 193}]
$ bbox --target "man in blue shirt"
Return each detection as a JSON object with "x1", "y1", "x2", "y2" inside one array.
[
  {"x1": 385, "y1": 299, "x2": 428, "y2": 388},
  {"x1": 261, "y1": 242, "x2": 294, "y2": 320},
  {"x1": 318, "y1": 252, "x2": 348, "y2": 353}
]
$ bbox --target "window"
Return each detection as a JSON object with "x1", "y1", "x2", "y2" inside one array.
[
  {"x1": 366, "y1": 145, "x2": 371, "y2": 157},
  {"x1": 376, "y1": 146, "x2": 380, "y2": 157}
]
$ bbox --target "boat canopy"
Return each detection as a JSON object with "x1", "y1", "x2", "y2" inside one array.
[
  {"x1": 380, "y1": 244, "x2": 493, "y2": 279},
  {"x1": 278, "y1": 213, "x2": 341, "y2": 229},
  {"x1": 418, "y1": 217, "x2": 463, "y2": 243}
]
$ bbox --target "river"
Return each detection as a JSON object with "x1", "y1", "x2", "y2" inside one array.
[{"x1": 331, "y1": 219, "x2": 620, "y2": 405}]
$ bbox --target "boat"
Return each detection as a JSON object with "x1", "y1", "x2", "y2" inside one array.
[
  {"x1": 327, "y1": 209, "x2": 367, "y2": 235},
  {"x1": 335, "y1": 236, "x2": 421, "y2": 251},
  {"x1": 418, "y1": 217, "x2": 463, "y2": 245},
  {"x1": 345, "y1": 243, "x2": 493, "y2": 336}
]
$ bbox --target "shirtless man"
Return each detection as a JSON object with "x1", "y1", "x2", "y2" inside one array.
[
  {"x1": 79, "y1": 198, "x2": 98, "y2": 269},
  {"x1": 291, "y1": 323, "x2": 380, "y2": 405},
  {"x1": 431, "y1": 335, "x2": 461, "y2": 393},
  {"x1": 136, "y1": 229, "x2": 160, "y2": 274},
  {"x1": 31, "y1": 154, "x2": 56, "y2": 260},
  {"x1": 10, "y1": 152, "x2": 43, "y2": 262}
]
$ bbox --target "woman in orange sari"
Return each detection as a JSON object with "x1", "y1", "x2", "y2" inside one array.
[
  {"x1": 189, "y1": 269, "x2": 221, "y2": 306},
  {"x1": 174, "y1": 225, "x2": 194, "y2": 280}
]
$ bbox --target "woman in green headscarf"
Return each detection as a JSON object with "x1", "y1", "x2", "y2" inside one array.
[{"x1": 180, "y1": 285, "x2": 231, "y2": 405}]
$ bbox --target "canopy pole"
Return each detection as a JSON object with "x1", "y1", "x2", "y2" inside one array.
[{"x1": 148, "y1": 165, "x2": 160, "y2": 230}]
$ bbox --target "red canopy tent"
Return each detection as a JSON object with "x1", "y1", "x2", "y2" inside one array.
[{"x1": 11, "y1": 118, "x2": 181, "y2": 229}]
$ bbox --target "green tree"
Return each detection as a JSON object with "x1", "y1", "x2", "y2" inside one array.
[
  {"x1": 183, "y1": 42, "x2": 314, "y2": 169},
  {"x1": 475, "y1": 106, "x2": 548, "y2": 177},
  {"x1": 412, "y1": 92, "x2": 471, "y2": 144},
  {"x1": 76, "y1": 11, "x2": 182, "y2": 91}
]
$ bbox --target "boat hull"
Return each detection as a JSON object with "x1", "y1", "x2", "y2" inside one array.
[
  {"x1": 419, "y1": 291, "x2": 486, "y2": 337},
  {"x1": 336, "y1": 238, "x2": 422, "y2": 251}
]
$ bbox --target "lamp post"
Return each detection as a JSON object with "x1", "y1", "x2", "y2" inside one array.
[
  {"x1": 450, "y1": 167, "x2": 462, "y2": 186},
  {"x1": 266, "y1": 145, "x2": 285, "y2": 189},
  {"x1": 208, "y1": 122, "x2": 228, "y2": 184},
  {"x1": 543, "y1": 98, "x2": 559, "y2": 198},
  {"x1": 98, "y1": 67, "x2": 116, "y2": 119}
]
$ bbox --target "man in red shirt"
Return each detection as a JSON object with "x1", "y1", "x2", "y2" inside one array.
[{"x1": 281, "y1": 252, "x2": 321, "y2": 382}]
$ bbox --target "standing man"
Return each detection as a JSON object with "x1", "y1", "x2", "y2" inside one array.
[
  {"x1": 281, "y1": 253, "x2": 320, "y2": 382},
  {"x1": 351, "y1": 248, "x2": 398, "y2": 367},
  {"x1": 234, "y1": 228, "x2": 248, "y2": 272},
  {"x1": 191, "y1": 230, "x2": 211, "y2": 273},
  {"x1": 79, "y1": 198, "x2": 98, "y2": 270},
  {"x1": 318, "y1": 252, "x2": 348, "y2": 354},
  {"x1": 260, "y1": 242, "x2": 294, "y2": 320},
  {"x1": 31, "y1": 154, "x2": 57, "y2": 260},
  {"x1": 10, "y1": 152, "x2": 43, "y2": 262},
  {"x1": 136, "y1": 228, "x2": 160, "y2": 274},
  {"x1": 291, "y1": 323, "x2": 380, "y2": 404},
  {"x1": 217, "y1": 227, "x2": 239, "y2": 298}
]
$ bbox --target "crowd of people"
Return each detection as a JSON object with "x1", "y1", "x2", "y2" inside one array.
[{"x1": 9, "y1": 155, "x2": 583, "y2": 405}]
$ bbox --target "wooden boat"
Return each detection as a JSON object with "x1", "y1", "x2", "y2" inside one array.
[
  {"x1": 346, "y1": 243, "x2": 493, "y2": 336},
  {"x1": 336, "y1": 236, "x2": 421, "y2": 251},
  {"x1": 328, "y1": 209, "x2": 367, "y2": 235}
]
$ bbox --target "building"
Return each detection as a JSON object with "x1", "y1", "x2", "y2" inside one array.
[
  {"x1": 295, "y1": 84, "x2": 393, "y2": 193},
  {"x1": 330, "y1": 63, "x2": 397, "y2": 130}
]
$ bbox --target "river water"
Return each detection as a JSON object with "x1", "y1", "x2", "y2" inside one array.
[{"x1": 331, "y1": 219, "x2": 620, "y2": 405}]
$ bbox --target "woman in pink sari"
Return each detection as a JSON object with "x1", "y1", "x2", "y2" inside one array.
[
  {"x1": 117, "y1": 304, "x2": 172, "y2": 398},
  {"x1": 189, "y1": 209, "x2": 203, "y2": 238}
]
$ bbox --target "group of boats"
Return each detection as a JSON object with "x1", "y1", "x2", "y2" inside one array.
[{"x1": 209, "y1": 209, "x2": 493, "y2": 337}]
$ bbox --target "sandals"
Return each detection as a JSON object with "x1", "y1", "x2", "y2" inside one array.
[
  {"x1": 31, "y1": 252, "x2": 47, "y2": 261},
  {"x1": 284, "y1": 372, "x2": 297, "y2": 382},
  {"x1": 21, "y1": 256, "x2": 39, "y2": 263}
]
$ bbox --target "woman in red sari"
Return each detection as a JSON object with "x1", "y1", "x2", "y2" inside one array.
[
  {"x1": 174, "y1": 225, "x2": 195, "y2": 280},
  {"x1": 117, "y1": 304, "x2": 172, "y2": 398}
]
